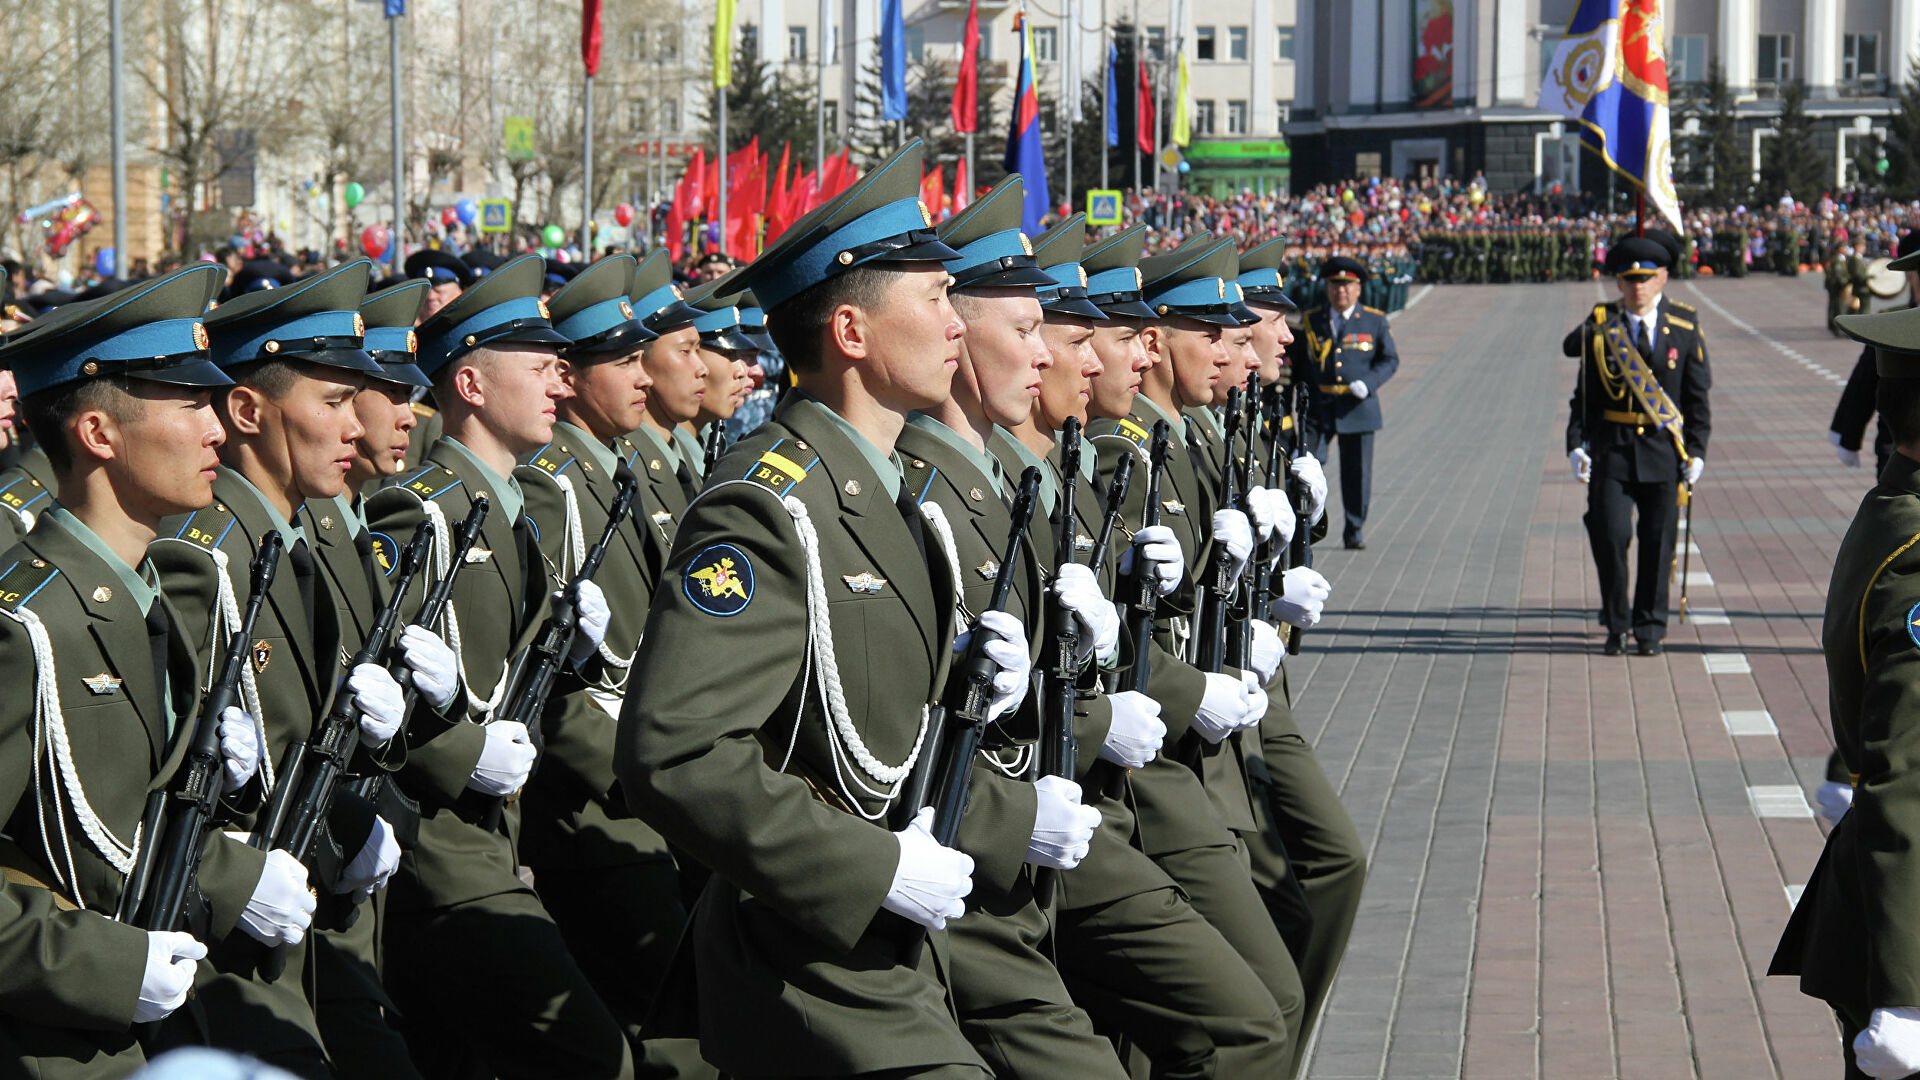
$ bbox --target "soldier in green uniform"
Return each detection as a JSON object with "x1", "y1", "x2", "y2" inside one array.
[
  {"x1": 0, "y1": 265, "x2": 292, "y2": 1079},
  {"x1": 0, "y1": 434, "x2": 54, "y2": 547},
  {"x1": 681, "y1": 279, "x2": 760, "y2": 479},
  {"x1": 1771, "y1": 296, "x2": 1920, "y2": 1079},
  {"x1": 628, "y1": 252, "x2": 709, "y2": 505},
  {"x1": 363, "y1": 254, "x2": 633, "y2": 1080}
]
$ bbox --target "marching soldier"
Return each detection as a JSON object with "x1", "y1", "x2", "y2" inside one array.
[
  {"x1": 680, "y1": 280, "x2": 759, "y2": 477},
  {"x1": 627, "y1": 253, "x2": 708, "y2": 505},
  {"x1": 1563, "y1": 236, "x2": 1712, "y2": 656},
  {"x1": 1291, "y1": 255, "x2": 1399, "y2": 550},
  {"x1": 0, "y1": 425, "x2": 54, "y2": 548},
  {"x1": 1830, "y1": 233, "x2": 1920, "y2": 478}
]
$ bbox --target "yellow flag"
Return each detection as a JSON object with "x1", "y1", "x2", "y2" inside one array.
[
  {"x1": 1171, "y1": 51, "x2": 1190, "y2": 147},
  {"x1": 714, "y1": 0, "x2": 736, "y2": 88}
]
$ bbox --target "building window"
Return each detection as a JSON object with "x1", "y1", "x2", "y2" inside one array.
[
  {"x1": 1538, "y1": 33, "x2": 1563, "y2": 87},
  {"x1": 1354, "y1": 151, "x2": 1382, "y2": 178},
  {"x1": 740, "y1": 23, "x2": 758, "y2": 58},
  {"x1": 1145, "y1": 26, "x2": 1166, "y2": 63},
  {"x1": 628, "y1": 99, "x2": 647, "y2": 133},
  {"x1": 658, "y1": 27, "x2": 680, "y2": 60},
  {"x1": 823, "y1": 100, "x2": 839, "y2": 133},
  {"x1": 1228, "y1": 26, "x2": 1248, "y2": 61},
  {"x1": 661, "y1": 100, "x2": 679, "y2": 133},
  {"x1": 1844, "y1": 33, "x2": 1881, "y2": 80},
  {"x1": 628, "y1": 27, "x2": 647, "y2": 62},
  {"x1": 905, "y1": 26, "x2": 925, "y2": 63},
  {"x1": 787, "y1": 25, "x2": 807, "y2": 62},
  {"x1": 1757, "y1": 34, "x2": 1793, "y2": 82},
  {"x1": 1226, "y1": 100, "x2": 1248, "y2": 134},
  {"x1": 1275, "y1": 102, "x2": 1291, "y2": 124},
  {"x1": 1670, "y1": 34, "x2": 1706, "y2": 84},
  {"x1": 1033, "y1": 26, "x2": 1058, "y2": 63},
  {"x1": 1275, "y1": 26, "x2": 1295, "y2": 61},
  {"x1": 976, "y1": 25, "x2": 993, "y2": 63},
  {"x1": 1195, "y1": 26, "x2": 1216, "y2": 62},
  {"x1": 1194, "y1": 99, "x2": 1215, "y2": 135}
]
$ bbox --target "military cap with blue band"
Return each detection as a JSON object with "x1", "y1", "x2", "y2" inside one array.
[
  {"x1": 0, "y1": 263, "x2": 233, "y2": 396},
  {"x1": 203, "y1": 259, "x2": 384, "y2": 376},
  {"x1": 1605, "y1": 236, "x2": 1669, "y2": 278},
  {"x1": 406, "y1": 248, "x2": 473, "y2": 288},
  {"x1": 1236, "y1": 236, "x2": 1298, "y2": 311},
  {"x1": 938, "y1": 175, "x2": 1057, "y2": 291},
  {"x1": 685, "y1": 276, "x2": 760, "y2": 354},
  {"x1": 1027, "y1": 215, "x2": 1109, "y2": 321},
  {"x1": 736, "y1": 140, "x2": 960, "y2": 313},
  {"x1": 546, "y1": 253, "x2": 656, "y2": 361},
  {"x1": 1079, "y1": 225, "x2": 1158, "y2": 320},
  {"x1": 359, "y1": 279, "x2": 433, "y2": 388},
  {"x1": 415, "y1": 253, "x2": 570, "y2": 378},
  {"x1": 630, "y1": 249, "x2": 702, "y2": 333},
  {"x1": 1139, "y1": 238, "x2": 1241, "y2": 326},
  {"x1": 738, "y1": 301, "x2": 774, "y2": 352}
]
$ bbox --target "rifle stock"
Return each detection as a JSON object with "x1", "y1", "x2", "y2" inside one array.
[
  {"x1": 1034, "y1": 420, "x2": 1082, "y2": 908},
  {"x1": 1181, "y1": 389, "x2": 1242, "y2": 769},
  {"x1": 1107, "y1": 423, "x2": 1169, "y2": 799}
]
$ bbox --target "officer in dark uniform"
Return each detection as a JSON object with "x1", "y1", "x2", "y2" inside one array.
[
  {"x1": 1290, "y1": 255, "x2": 1399, "y2": 549},
  {"x1": 1563, "y1": 236, "x2": 1712, "y2": 656},
  {"x1": 404, "y1": 249, "x2": 473, "y2": 324},
  {"x1": 1830, "y1": 233, "x2": 1920, "y2": 477}
]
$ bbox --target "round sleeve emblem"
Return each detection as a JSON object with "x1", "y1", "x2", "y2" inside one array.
[
  {"x1": 1908, "y1": 601, "x2": 1920, "y2": 649},
  {"x1": 684, "y1": 543, "x2": 755, "y2": 616}
]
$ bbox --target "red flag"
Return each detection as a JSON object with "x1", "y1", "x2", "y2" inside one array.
[
  {"x1": 952, "y1": 156, "x2": 970, "y2": 213},
  {"x1": 704, "y1": 157, "x2": 720, "y2": 218},
  {"x1": 581, "y1": 0, "x2": 604, "y2": 76},
  {"x1": 684, "y1": 147, "x2": 707, "y2": 219},
  {"x1": 951, "y1": 0, "x2": 979, "y2": 133},
  {"x1": 766, "y1": 142, "x2": 794, "y2": 242},
  {"x1": 791, "y1": 170, "x2": 819, "y2": 216},
  {"x1": 665, "y1": 173, "x2": 688, "y2": 262},
  {"x1": 921, "y1": 165, "x2": 944, "y2": 220},
  {"x1": 1136, "y1": 57, "x2": 1156, "y2": 155}
]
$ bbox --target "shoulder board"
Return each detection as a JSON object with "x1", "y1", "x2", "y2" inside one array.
[
  {"x1": 0, "y1": 557, "x2": 60, "y2": 613},
  {"x1": 1665, "y1": 315, "x2": 1696, "y2": 331},
  {"x1": 738, "y1": 438, "x2": 817, "y2": 497},
  {"x1": 1592, "y1": 303, "x2": 1610, "y2": 322},
  {"x1": 521, "y1": 442, "x2": 580, "y2": 478},
  {"x1": 615, "y1": 436, "x2": 642, "y2": 469},
  {"x1": 1667, "y1": 301, "x2": 1696, "y2": 315},
  {"x1": 394, "y1": 464, "x2": 461, "y2": 502},
  {"x1": 1363, "y1": 305, "x2": 1385, "y2": 316},
  {"x1": 1305, "y1": 305, "x2": 1327, "y2": 317},
  {"x1": 1115, "y1": 417, "x2": 1153, "y2": 446},
  {"x1": 170, "y1": 502, "x2": 240, "y2": 551},
  {"x1": 0, "y1": 471, "x2": 49, "y2": 514},
  {"x1": 409, "y1": 402, "x2": 438, "y2": 419}
]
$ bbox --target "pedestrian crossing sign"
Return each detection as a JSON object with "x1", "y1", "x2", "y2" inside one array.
[
  {"x1": 479, "y1": 199, "x2": 512, "y2": 234},
  {"x1": 1086, "y1": 190, "x2": 1123, "y2": 226}
]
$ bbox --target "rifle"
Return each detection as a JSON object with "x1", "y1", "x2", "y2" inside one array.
[
  {"x1": 1034, "y1": 420, "x2": 1083, "y2": 908},
  {"x1": 122, "y1": 532, "x2": 283, "y2": 931},
  {"x1": 248, "y1": 528, "x2": 433, "y2": 875},
  {"x1": 1255, "y1": 382, "x2": 1285, "y2": 629},
  {"x1": 702, "y1": 423, "x2": 729, "y2": 478},
  {"x1": 1285, "y1": 379, "x2": 1310, "y2": 654},
  {"x1": 1104, "y1": 424, "x2": 1170, "y2": 798},
  {"x1": 1181, "y1": 389, "x2": 1242, "y2": 769},
  {"x1": 1224, "y1": 377, "x2": 1260, "y2": 675},
  {"x1": 481, "y1": 473, "x2": 639, "y2": 829},
  {"x1": 1079, "y1": 451, "x2": 1132, "y2": 802}
]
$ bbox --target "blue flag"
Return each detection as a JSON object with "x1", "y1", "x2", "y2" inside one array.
[
  {"x1": 1004, "y1": 17, "x2": 1049, "y2": 234},
  {"x1": 384, "y1": 0, "x2": 404, "y2": 15},
  {"x1": 1106, "y1": 44, "x2": 1119, "y2": 147},
  {"x1": 1535, "y1": 0, "x2": 1680, "y2": 229},
  {"x1": 879, "y1": 0, "x2": 907, "y2": 122}
]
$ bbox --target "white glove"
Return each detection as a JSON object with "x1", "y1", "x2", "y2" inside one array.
[
  {"x1": 1238, "y1": 671, "x2": 1270, "y2": 733},
  {"x1": 1831, "y1": 431, "x2": 1863, "y2": 468},
  {"x1": 1026, "y1": 775, "x2": 1102, "y2": 870},
  {"x1": 466, "y1": 720, "x2": 536, "y2": 795},
  {"x1": 953, "y1": 609, "x2": 1032, "y2": 721},
  {"x1": 1097, "y1": 691, "x2": 1165, "y2": 768},
  {"x1": 1248, "y1": 619, "x2": 1284, "y2": 685},
  {"x1": 1053, "y1": 564, "x2": 1120, "y2": 665},
  {"x1": 134, "y1": 931, "x2": 207, "y2": 1023},
  {"x1": 1685, "y1": 457, "x2": 1705, "y2": 486},
  {"x1": 1274, "y1": 566, "x2": 1332, "y2": 630},
  {"x1": 237, "y1": 848, "x2": 316, "y2": 947},
  {"x1": 1570, "y1": 447, "x2": 1593, "y2": 483},
  {"x1": 397, "y1": 625, "x2": 458, "y2": 710},
  {"x1": 1291, "y1": 454, "x2": 1329, "y2": 523},
  {"x1": 1211, "y1": 509, "x2": 1254, "y2": 583},
  {"x1": 882, "y1": 806, "x2": 974, "y2": 932},
  {"x1": 1193, "y1": 671, "x2": 1256, "y2": 744},
  {"x1": 1120, "y1": 524, "x2": 1185, "y2": 595},
  {"x1": 217, "y1": 707, "x2": 259, "y2": 794},
  {"x1": 1349, "y1": 380, "x2": 1370, "y2": 400},
  {"x1": 336, "y1": 815, "x2": 400, "y2": 898},
  {"x1": 564, "y1": 580, "x2": 611, "y2": 665},
  {"x1": 1245, "y1": 486, "x2": 1297, "y2": 546},
  {"x1": 1855, "y1": 1006, "x2": 1920, "y2": 1079},
  {"x1": 1815, "y1": 780, "x2": 1854, "y2": 826},
  {"x1": 348, "y1": 663, "x2": 405, "y2": 748}
]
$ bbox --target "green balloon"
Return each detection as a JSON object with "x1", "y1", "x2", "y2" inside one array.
[
  {"x1": 542, "y1": 224, "x2": 566, "y2": 247},
  {"x1": 1878, "y1": 156, "x2": 1892, "y2": 175},
  {"x1": 343, "y1": 182, "x2": 366, "y2": 208}
]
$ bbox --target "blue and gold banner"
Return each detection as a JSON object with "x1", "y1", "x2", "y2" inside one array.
[{"x1": 1537, "y1": 0, "x2": 1680, "y2": 230}]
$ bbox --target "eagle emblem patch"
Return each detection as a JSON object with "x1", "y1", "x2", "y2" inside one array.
[
  {"x1": 685, "y1": 544, "x2": 754, "y2": 616},
  {"x1": 1908, "y1": 601, "x2": 1920, "y2": 649}
]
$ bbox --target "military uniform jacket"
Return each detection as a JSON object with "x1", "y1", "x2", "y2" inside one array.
[
  {"x1": 1563, "y1": 297, "x2": 1712, "y2": 483},
  {"x1": 1292, "y1": 304, "x2": 1400, "y2": 435},
  {"x1": 625, "y1": 424, "x2": 696, "y2": 542},
  {"x1": 0, "y1": 446, "x2": 56, "y2": 550},
  {"x1": 0, "y1": 515, "x2": 264, "y2": 1076},
  {"x1": 1773, "y1": 452, "x2": 1920, "y2": 1011},
  {"x1": 615, "y1": 393, "x2": 981, "y2": 1076}
]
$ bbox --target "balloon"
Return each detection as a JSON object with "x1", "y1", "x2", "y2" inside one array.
[
  {"x1": 614, "y1": 202, "x2": 635, "y2": 226},
  {"x1": 1469, "y1": 189, "x2": 1485, "y2": 206},
  {"x1": 93, "y1": 248, "x2": 116, "y2": 277},
  {"x1": 344, "y1": 182, "x2": 366, "y2": 209},
  {"x1": 1176, "y1": 161, "x2": 1190, "y2": 174},
  {"x1": 442, "y1": 207, "x2": 459, "y2": 227},
  {"x1": 542, "y1": 224, "x2": 566, "y2": 247},
  {"x1": 361, "y1": 224, "x2": 390, "y2": 259},
  {"x1": 456, "y1": 198, "x2": 479, "y2": 226}
]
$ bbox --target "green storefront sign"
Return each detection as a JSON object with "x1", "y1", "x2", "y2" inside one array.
[{"x1": 1186, "y1": 140, "x2": 1291, "y2": 196}]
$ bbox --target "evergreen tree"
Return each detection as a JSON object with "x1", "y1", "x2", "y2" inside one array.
[
  {"x1": 1704, "y1": 58, "x2": 1744, "y2": 207},
  {"x1": 1759, "y1": 80, "x2": 1826, "y2": 204},
  {"x1": 699, "y1": 24, "x2": 819, "y2": 157},
  {"x1": 1885, "y1": 55, "x2": 1920, "y2": 198},
  {"x1": 848, "y1": 49, "x2": 966, "y2": 171}
]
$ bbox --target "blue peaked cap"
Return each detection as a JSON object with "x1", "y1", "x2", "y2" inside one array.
[{"x1": 0, "y1": 264, "x2": 233, "y2": 396}]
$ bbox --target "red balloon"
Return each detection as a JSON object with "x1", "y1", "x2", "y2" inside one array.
[
  {"x1": 361, "y1": 225, "x2": 390, "y2": 260},
  {"x1": 614, "y1": 202, "x2": 635, "y2": 227},
  {"x1": 442, "y1": 207, "x2": 459, "y2": 227}
]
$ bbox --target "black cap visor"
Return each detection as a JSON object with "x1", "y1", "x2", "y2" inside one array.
[
  {"x1": 564, "y1": 321, "x2": 657, "y2": 362},
  {"x1": 136, "y1": 356, "x2": 237, "y2": 389},
  {"x1": 294, "y1": 346, "x2": 387, "y2": 377},
  {"x1": 478, "y1": 321, "x2": 571, "y2": 351},
  {"x1": 368, "y1": 355, "x2": 433, "y2": 388},
  {"x1": 1043, "y1": 295, "x2": 1111, "y2": 321},
  {"x1": 742, "y1": 328, "x2": 775, "y2": 352},
  {"x1": 644, "y1": 300, "x2": 704, "y2": 334},
  {"x1": 700, "y1": 326, "x2": 760, "y2": 353}
]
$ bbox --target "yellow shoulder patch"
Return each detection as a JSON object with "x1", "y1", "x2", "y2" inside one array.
[
  {"x1": 409, "y1": 402, "x2": 438, "y2": 419},
  {"x1": 1667, "y1": 300, "x2": 1696, "y2": 315},
  {"x1": 1666, "y1": 316, "x2": 1695, "y2": 331},
  {"x1": 398, "y1": 465, "x2": 460, "y2": 502},
  {"x1": 744, "y1": 446, "x2": 814, "y2": 494},
  {"x1": 0, "y1": 556, "x2": 60, "y2": 612},
  {"x1": 1363, "y1": 305, "x2": 1385, "y2": 316},
  {"x1": 1116, "y1": 418, "x2": 1152, "y2": 445}
]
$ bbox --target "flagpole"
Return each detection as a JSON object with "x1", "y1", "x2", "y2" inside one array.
[
  {"x1": 719, "y1": 88, "x2": 730, "y2": 255},
  {"x1": 582, "y1": 73, "x2": 595, "y2": 256},
  {"x1": 1063, "y1": 0, "x2": 1074, "y2": 211},
  {"x1": 1131, "y1": 0, "x2": 1140, "y2": 192},
  {"x1": 816, "y1": 0, "x2": 829, "y2": 174},
  {"x1": 109, "y1": 0, "x2": 126, "y2": 278},
  {"x1": 388, "y1": 4, "x2": 405, "y2": 275},
  {"x1": 1100, "y1": 0, "x2": 1109, "y2": 192}
]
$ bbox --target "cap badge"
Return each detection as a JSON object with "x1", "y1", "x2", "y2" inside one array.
[
  {"x1": 536, "y1": 299, "x2": 551, "y2": 320},
  {"x1": 352, "y1": 312, "x2": 366, "y2": 336},
  {"x1": 193, "y1": 322, "x2": 210, "y2": 350},
  {"x1": 1216, "y1": 279, "x2": 1226, "y2": 299},
  {"x1": 1019, "y1": 233, "x2": 1033, "y2": 256},
  {"x1": 406, "y1": 329, "x2": 418, "y2": 352},
  {"x1": 918, "y1": 201, "x2": 933, "y2": 227},
  {"x1": 619, "y1": 301, "x2": 634, "y2": 319},
  {"x1": 1079, "y1": 266, "x2": 1089, "y2": 287},
  {"x1": 1131, "y1": 268, "x2": 1143, "y2": 289}
]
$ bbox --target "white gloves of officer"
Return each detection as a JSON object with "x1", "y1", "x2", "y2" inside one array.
[
  {"x1": 1350, "y1": 380, "x2": 1370, "y2": 400},
  {"x1": 218, "y1": 707, "x2": 260, "y2": 794},
  {"x1": 1291, "y1": 454, "x2": 1329, "y2": 524},
  {"x1": 1193, "y1": 671, "x2": 1266, "y2": 744},
  {"x1": 1815, "y1": 780, "x2": 1854, "y2": 826},
  {"x1": 1121, "y1": 524, "x2": 1185, "y2": 595},
  {"x1": 1245, "y1": 487, "x2": 1297, "y2": 547},
  {"x1": 1855, "y1": 1006, "x2": 1920, "y2": 1079},
  {"x1": 1685, "y1": 457, "x2": 1705, "y2": 486},
  {"x1": 1275, "y1": 566, "x2": 1333, "y2": 630},
  {"x1": 134, "y1": 931, "x2": 207, "y2": 1023},
  {"x1": 1026, "y1": 776, "x2": 1101, "y2": 870},
  {"x1": 564, "y1": 580, "x2": 612, "y2": 666},
  {"x1": 1212, "y1": 510, "x2": 1254, "y2": 586},
  {"x1": 1248, "y1": 620, "x2": 1285, "y2": 685},
  {"x1": 467, "y1": 720, "x2": 536, "y2": 796},
  {"x1": 1098, "y1": 691, "x2": 1166, "y2": 768},
  {"x1": 349, "y1": 664, "x2": 406, "y2": 748},
  {"x1": 236, "y1": 848, "x2": 316, "y2": 948},
  {"x1": 883, "y1": 806, "x2": 974, "y2": 932},
  {"x1": 397, "y1": 625, "x2": 458, "y2": 711},
  {"x1": 954, "y1": 610, "x2": 1032, "y2": 722},
  {"x1": 1570, "y1": 447, "x2": 1593, "y2": 483},
  {"x1": 1053, "y1": 564, "x2": 1120, "y2": 666},
  {"x1": 1831, "y1": 431, "x2": 1862, "y2": 468},
  {"x1": 336, "y1": 815, "x2": 400, "y2": 899}
]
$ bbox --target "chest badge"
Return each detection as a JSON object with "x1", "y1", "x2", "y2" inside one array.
[
  {"x1": 464, "y1": 547, "x2": 493, "y2": 564},
  {"x1": 1162, "y1": 499, "x2": 1188, "y2": 516},
  {"x1": 1075, "y1": 533, "x2": 1094, "y2": 552},
  {"x1": 82, "y1": 672, "x2": 123, "y2": 696},
  {"x1": 252, "y1": 640, "x2": 274, "y2": 672},
  {"x1": 842, "y1": 571, "x2": 887, "y2": 595},
  {"x1": 974, "y1": 560, "x2": 1000, "y2": 580}
]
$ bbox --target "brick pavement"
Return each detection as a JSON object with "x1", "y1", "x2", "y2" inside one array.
[{"x1": 1290, "y1": 273, "x2": 1869, "y2": 1079}]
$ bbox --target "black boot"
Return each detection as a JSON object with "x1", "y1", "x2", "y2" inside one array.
[{"x1": 1603, "y1": 633, "x2": 1627, "y2": 656}]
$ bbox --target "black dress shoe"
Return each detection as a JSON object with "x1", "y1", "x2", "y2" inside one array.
[
  {"x1": 1603, "y1": 633, "x2": 1626, "y2": 656},
  {"x1": 1344, "y1": 540, "x2": 1366, "y2": 551},
  {"x1": 1636, "y1": 639, "x2": 1663, "y2": 657}
]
